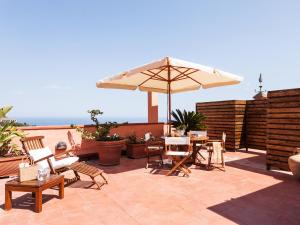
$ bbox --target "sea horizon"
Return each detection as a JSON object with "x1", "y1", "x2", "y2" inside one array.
[{"x1": 14, "y1": 116, "x2": 166, "y2": 126}]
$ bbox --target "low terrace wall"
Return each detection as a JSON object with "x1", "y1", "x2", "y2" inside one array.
[{"x1": 17, "y1": 123, "x2": 165, "y2": 156}]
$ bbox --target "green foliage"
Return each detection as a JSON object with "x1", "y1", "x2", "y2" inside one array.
[
  {"x1": 171, "y1": 109, "x2": 206, "y2": 135},
  {"x1": 127, "y1": 133, "x2": 145, "y2": 144},
  {"x1": 0, "y1": 106, "x2": 24, "y2": 157},
  {"x1": 0, "y1": 106, "x2": 13, "y2": 119},
  {"x1": 75, "y1": 109, "x2": 122, "y2": 141}
]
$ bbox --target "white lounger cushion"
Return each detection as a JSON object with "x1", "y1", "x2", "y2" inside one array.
[
  {"x1": 52, "y1": 156, "x2": 79, "y2": 169},
  {"x1": 28, "y1": 146, "x2": 79, "y2": 170}
]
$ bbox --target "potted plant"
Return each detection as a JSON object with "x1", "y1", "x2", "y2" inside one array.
[
  {"x1": 126, "y1": 133, "x2": 146, "y2": 159},
  {"x1": 171, "y1": 109, "x2": 206, "y2": 135},
  {"x1": 76, "y1": 109, "x2": 125, "y2": 166},
  {"x1": 0, "y1": 106, "x2": 25, "y2": 177}
]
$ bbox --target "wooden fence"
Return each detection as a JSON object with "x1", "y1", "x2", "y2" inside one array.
[
  {"x1": 245, "y1": 99, "x2": 267, "y2": 150},
  {"x1": 196, "y1": 88, "x2": 300, "y2": 171},
  {"x1": 266, "y1": 88, "x2": 300, "y2": 170},
  {"x1": 196, "y1": 100, "x2": 246, "y2": 151}
]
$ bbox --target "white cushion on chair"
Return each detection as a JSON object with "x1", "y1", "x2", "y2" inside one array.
[
  {"x1": 52, "y1": 156, "x2": 79, "y2": 170},
  {"x1": 28, "y1": 146, "x2": 79, "y2": 170},
  {"x1": 28, "y1": 146, "x2": 55, "y2": 170},
  {"x1": 165, "y1": 137, "x2": 190, "y2": 145},
  {"x1": 165, "y1": 151, "x2": 189, "y2": 156}
]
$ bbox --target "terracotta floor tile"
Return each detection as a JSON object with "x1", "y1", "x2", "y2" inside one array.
[{"x1": 0, "y1": 149, "x2": 299, "y2": 225}]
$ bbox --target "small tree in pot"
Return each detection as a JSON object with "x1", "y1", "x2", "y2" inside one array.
[
  {"x1": 126, "y1": 133, "x2": 146, "y2": 159},
  {"x1": 171, "y1": 109, "x2": 206, "y2": 135},
  {"x1": 76, "y1": 109, "x2": 125, "y2": 166}
]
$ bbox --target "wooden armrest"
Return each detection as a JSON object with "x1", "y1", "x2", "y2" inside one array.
[
  {"x1": 55, "y1": 149, "x2": 74, "y2": 158},
  {"x1": 34, "y1": 154, "x2": 55, "y2": 163}
]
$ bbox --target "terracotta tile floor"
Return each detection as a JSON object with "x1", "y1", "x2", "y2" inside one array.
[{"x1": 1, "y1": 149, "x2": 300, "y2": 225}]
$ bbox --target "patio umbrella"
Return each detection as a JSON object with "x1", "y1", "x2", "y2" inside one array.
[{"x1": 96, "y1": 56, "x2": 243, "y2": 133}]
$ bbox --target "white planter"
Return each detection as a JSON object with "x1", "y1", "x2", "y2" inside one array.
[{"x1": 288, "y1": 154, "x2": 300, "y2": 180}]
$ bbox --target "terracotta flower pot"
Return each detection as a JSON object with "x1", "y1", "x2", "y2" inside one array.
[
  {"x1": 0, "y1": 156, "x2": 24, "y2": 177},
  {"x1": 288, "y1": 154, "x2": 300, "y2": 180},
  {"x1": 97, "y1": 139, "x2": 126, "y2": 166},
  {"x1": 127, "y1": 143, "x2": 146, "y2": 159}
]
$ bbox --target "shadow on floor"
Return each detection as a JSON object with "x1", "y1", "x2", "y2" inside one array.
[
  {"x1": 208, "y1": 179, "x2": 300, "y2": 225},
  {"x1": 93, "y1": 156, "x2": 150, "y2": 174},
  {"x1": 225, "y1": 150, "x2": 291, "y2": 181},
  {"x1": 0, "y1": 193, "x2": 58, "y2": 212}
]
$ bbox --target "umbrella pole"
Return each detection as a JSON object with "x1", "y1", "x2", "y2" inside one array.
[
  {"x1": 167, "y1": 60, "x2": 172, "y2": 135},
  {"x1": 168, "y1": 82, "x2": 171, "y2": 135}
]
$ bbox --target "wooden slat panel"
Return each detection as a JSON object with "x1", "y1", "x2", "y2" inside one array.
[
  {"x1": 197, "y1": 100, "x2": 246, "y2": 151},
  {"x1": 266, "y1": 88, "x2": 300, "y2": 171},
  {"x1": 244, "y1": 99, "x2": 267, "y2": 151}
]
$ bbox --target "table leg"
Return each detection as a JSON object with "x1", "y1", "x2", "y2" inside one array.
[
  {"x1": 5, "y1": 189, "x2": 12, "y2": 211},
  {"x1": 59, "y1": 179, "x2": 64, "y2": 199},
  {"x1": 35, "y1": 190, "x2": 42, "y2": 213}
]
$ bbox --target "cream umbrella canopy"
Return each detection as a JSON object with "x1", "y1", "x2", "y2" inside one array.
[{"x1": 96, "y1": 57, "x2": 243, "y2": 133}]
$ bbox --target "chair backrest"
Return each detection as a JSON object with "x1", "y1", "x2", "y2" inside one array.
[
  {"x1": 20, "y1": 136, "x2": 55, "y2": 172},
  {"x1": 20, "y1": 136, "x2": 45, "y2": 154},
  {"x1": 165, "y1": 137, "x2": 191, "y2": 152},
  {"x1": 188, "y1": 130, "x2": 207, "y2": 137},
  {"x1": 144, "y1": 132, "x2": 151, "y2": 142},
  {"x1": 165, "y1": 137, "x2": 190, "y2": 145}
]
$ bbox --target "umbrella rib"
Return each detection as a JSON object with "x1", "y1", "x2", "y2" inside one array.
[
  {"x1": 171, "y1": 67, "x2": 201, "y2": 85},
  {"x1": 139, "y1": 67, "x2": 167, "y2": 86},
  {"x1": 146, "y1": 68, "x2": 168, "y2": 81},
  {"x1": 141, "y1": 72, "x2": 165, "y2": 81},
  {"x1": 179, "y1": 69, "x2": 199, "y2": 79},
  {"x1": 170, "y1": 68, "x2": 191, "y2": 81}
]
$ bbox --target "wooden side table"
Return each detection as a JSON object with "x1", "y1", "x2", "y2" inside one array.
[{"x1": 5, "y1": 175, "x2": 64, "y2": 213}]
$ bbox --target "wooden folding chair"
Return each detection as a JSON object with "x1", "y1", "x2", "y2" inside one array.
[
  {"x1": 145, "y1": 133, "x2": 164, "y2": 169},
  {"x1": 164, "y1": 137, "x2": 192, "y2": 177},
  {"x1": 206, "y1": 132, "x2": 226, "y2": 171}
]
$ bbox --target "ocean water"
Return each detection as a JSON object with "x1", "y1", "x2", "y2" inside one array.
[{"x1": 15, "y1": 117, "x2": 150, "y2": 126}]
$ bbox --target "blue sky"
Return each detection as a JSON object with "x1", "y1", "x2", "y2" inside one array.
[{"x1": 1, "y1": 0, "x2": 300, "y2": 122}]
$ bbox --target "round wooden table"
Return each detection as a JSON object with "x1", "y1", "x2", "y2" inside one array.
[{"x1": 190, "y1": 136, "x2": 209, "y2": 164}]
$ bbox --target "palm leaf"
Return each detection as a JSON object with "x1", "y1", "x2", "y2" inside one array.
[
  {"x1": 0, "y1": 106, "x2": 13, "y2": 119},
  {"x1": 171, "y1": 108, "x2": 207, "y2": 134}
]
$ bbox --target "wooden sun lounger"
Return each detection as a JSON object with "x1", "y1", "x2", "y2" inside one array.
[
  {"x1": 21, "y1": 136, "x2": 108, "y2": 190},
  {"x1": 68, "y1": 162, "x2": 108, "y2": 189}
]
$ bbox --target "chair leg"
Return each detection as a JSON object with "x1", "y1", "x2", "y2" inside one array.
[
  {"x1": 73, "y1": 170, "x2": 81, "y2": 180},
  {"x1": 207, "y1": 151, "x2": 213, "y2": 170},
  {"x1": 182, "y1": 164, "x2": 191, "y2": 173},
  {"x1": 160, "y1": 153, "x2": 164, "y2": 166},
  {"x1": 197, "y1": 151, "x2": 206, "y2": 160},
  {"x1": 221, "y1": 152, "x2": 225, "y2": 171},
  {"x1": 166, "y1": 156, "x2": 189, "y2": 176},
  {"x1": 145, "y1": 153, "x2": 150, "y2": 169},
  {"x1": 179, "y1": 165, "x2": 190, "y2": 177},
  {"x1": 100, "y1": 173, "x2": 108, "y2": 184}
]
